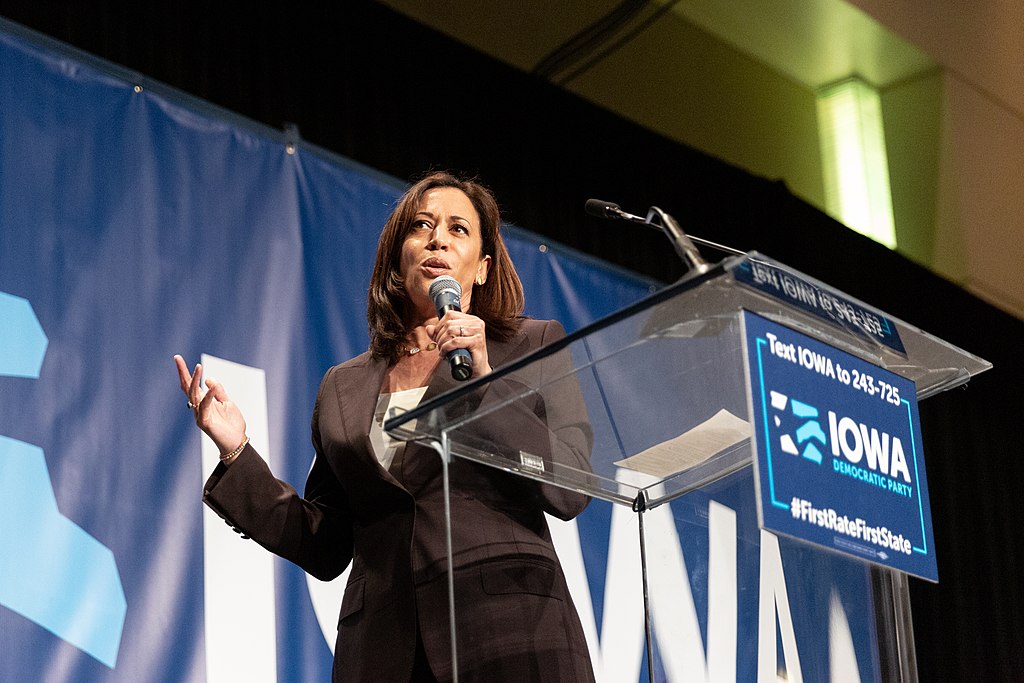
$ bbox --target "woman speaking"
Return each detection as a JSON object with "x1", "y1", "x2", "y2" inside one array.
[{"x1": 174, "y1": 172, "x2": 595, "y2": 682}]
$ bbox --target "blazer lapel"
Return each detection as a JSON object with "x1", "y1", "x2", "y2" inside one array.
[
  {"x1": 333, "y1": 353, "x2": 388, "y2": 461},
  {"x1": 398, "y1": 326, "x2": 537, "y2": 490},
  {"x1": 329, "y1": 327, "x2": 536, "y2": 487},
  {"x1": 485, "y1": 330, "x2": 530, "y2": 371}
]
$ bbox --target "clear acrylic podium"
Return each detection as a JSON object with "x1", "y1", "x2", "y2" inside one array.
[{"x1": 385, "y1": 252, "x2": 990, "y2": 682}]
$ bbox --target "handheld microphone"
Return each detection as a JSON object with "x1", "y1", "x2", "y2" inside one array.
[{"x1": 428, "y1": 275, "x2": 473, "y2": 381}]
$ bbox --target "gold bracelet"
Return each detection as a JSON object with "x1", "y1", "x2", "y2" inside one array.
[{"x1": 220, "y1": 436, "x2": 249, "y2": 465}]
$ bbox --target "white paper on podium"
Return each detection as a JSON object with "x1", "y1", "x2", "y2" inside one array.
[{"x1": 614, "y1": 409, "x2": 751, "y2": 478}]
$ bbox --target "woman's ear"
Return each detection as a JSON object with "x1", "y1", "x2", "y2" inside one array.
[{"x1": 476, "y1": 255, "x2": 491, "y2": 285}]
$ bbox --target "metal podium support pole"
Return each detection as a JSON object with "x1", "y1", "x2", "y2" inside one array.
[
  {"x1": 634, "y1": 491, "x2": 655, "y2": 683},
  {"x1": 428, "y1": 432, "x2": 459, "y2": 683}
]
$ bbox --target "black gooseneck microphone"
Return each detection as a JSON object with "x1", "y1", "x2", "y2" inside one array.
[
  {"x1": 583, "y1": 199, "x2": 648, "y2": 224},
  {"x1": 428, "y1": 275, "x2": 473, "y2": 381},
  {"x1": 585, "y1": 198, "x2": 716, "y2": 275}
]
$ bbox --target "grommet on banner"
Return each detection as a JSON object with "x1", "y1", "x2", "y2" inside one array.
[
  {"x1": 133, "y1": 85, "x2": 142, "y2": 93},
  {"x1": 284, "y1": 122, "x2": 300, "y2": 155},
  {"x1": 538, "y1": 244, "x2": 548, "y2": 253}
]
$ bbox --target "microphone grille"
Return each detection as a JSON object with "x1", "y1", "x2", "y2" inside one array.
[
  {"x1": 428, "y1": 275, "x2": 462, "y2": 300},
  {"x1": 585, "y1": 198, "x2": 620, "y2": 219}
]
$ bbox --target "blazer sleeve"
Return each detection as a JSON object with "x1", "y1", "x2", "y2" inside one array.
[{"x1": 202, "y1": 367, "x2": 354, "y2": 581}]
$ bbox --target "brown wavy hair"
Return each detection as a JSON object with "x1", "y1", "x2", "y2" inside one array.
[{"x1": 367, "y1": 172, "x2": 525, "y2": 363}]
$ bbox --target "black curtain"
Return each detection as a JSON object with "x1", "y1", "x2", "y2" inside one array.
[{"x1": 2, "y1": 1, "x2": 1021, "y2": 679}]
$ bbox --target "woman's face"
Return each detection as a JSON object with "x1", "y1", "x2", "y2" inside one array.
[{"x1": 399, "y1": 187, "x2": 491, "y2": 320}]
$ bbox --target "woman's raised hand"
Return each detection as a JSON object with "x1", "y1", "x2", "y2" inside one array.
[{"x1": 174, "y1": 355, "x2": 247, "y2": 455}]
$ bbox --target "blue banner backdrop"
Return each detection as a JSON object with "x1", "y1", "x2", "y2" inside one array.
[{"x1": 1, "y1": 21, "x2": 882, "y2": 682}]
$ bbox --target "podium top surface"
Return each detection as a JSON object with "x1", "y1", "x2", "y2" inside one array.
[{"x1": 385, "y1": 252, "x2": 991, "y2": 507}]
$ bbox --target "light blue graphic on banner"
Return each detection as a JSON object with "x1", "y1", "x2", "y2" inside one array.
[
  {"x1": 0, "y1": 293, "x2": 127, "y2": 668},
  {"x1": 744, "y1": 310, "x2": 936, "y2": 581},
  {"x1": 0, "y1": 292, "x2": 48, "y2": 377}
]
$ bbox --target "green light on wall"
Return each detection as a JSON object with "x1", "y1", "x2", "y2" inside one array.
[{"x1": 817, "y1": 77, "x2": 897, "y2": 249}]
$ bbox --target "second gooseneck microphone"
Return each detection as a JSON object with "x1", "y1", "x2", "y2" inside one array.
[{"x1": 428, "y1": 275, "x2": 473, "y2": 381}]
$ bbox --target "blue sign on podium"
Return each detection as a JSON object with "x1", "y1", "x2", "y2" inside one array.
[{"x1": 743, "y1": 310, "x2": 937, "y2": 581}]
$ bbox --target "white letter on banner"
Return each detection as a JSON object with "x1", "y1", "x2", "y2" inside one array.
[
  {"x1": 649, "y1": 499, "x2": 737, "y2": 682},
  {"x1": 550, "y1": 502, "x2": 644, "y2": 682},
  {"x1": 757, "y1": 530, "x2": 803, "y2": 683},
  {"x1": 550, "y1": 492, "x2": 737, "y2": 682},
  {"x1": 705, "y1": 501, "x2": 738, "y2": 683},
  {"x1": 829, "y1": 591, "x2": 863, "y2": 683},
  {"x1": 200, "y1": 355, "x2": 276, "y2": 682}
]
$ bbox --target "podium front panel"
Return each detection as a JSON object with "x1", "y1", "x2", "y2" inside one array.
[{"x1": 389, "y1": 293, "x2": 756, "y2": 507}]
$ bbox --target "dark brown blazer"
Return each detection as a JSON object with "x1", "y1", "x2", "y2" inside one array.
[{"x1": 203, "y1": 319, "x2": 596, "y2": 682}]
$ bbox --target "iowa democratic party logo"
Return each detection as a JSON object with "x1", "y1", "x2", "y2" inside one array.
[
  {"x1": 767, "y1": 388, "x2": 913, "y2": 489},
  {"x1": 769, "y1": 391, "x2": 826, "y2": 465}
]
